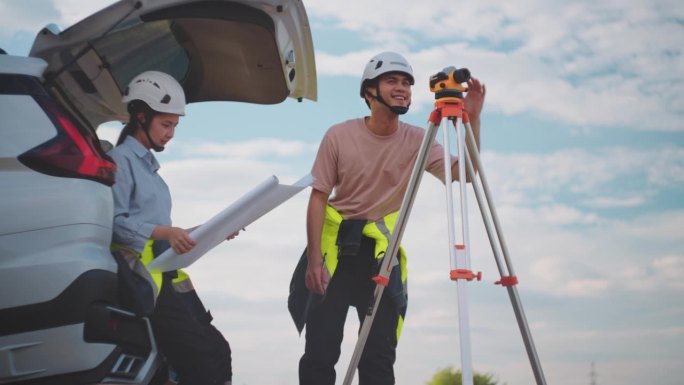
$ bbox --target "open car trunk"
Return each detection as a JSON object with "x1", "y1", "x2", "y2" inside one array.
[{"x1": 29, "y1": 0, "x2": 317, "y2": 130}]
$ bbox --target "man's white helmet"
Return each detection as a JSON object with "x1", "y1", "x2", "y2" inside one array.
[
  {"x1": 359, "y1": 51, "x2": 415, "y2": 98},
  {"x1": 122, "y1": 71, "x2": 186, "y2": 115}
]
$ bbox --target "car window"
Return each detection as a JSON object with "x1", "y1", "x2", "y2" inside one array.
[{"x1": 95, "y1": 18, "x2": 190, "y2": 93}]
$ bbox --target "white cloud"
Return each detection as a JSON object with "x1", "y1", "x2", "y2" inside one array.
[
  {"x1": 96, "y1": 122, "x2": 122, "y2": 145},
  {"x1": 653, "y1": 255, "x2": 684, "y2": 282},
  {"x1": 483, "y1": 146, "x2": 684, "y2": 207},
  {"x1": 6, "y1": 0, "x2": 681, "y2": 131},
  {"x1": 536, "y1": 204, "x2": 600, "y2": 225},
  {"x1": 52, "y1": 0, "x2": 114, "y2": 25},
  {"x1": 0, "y1": 0, "x2": 113, "y2": 39},
  {"x1": 173, "y1": 138, "x2": 315, "y2": 159},
  {"x1": 582, "y1": 195, "x2": 646, "y2": 209},
  {"x1": 309, "y1": 0, "x2": 684, "y2": 131},
  {"x1": 645, "y1": 146, "x2": 684, "y2": 186},
  {"x1": 615, "y1": 210, "x2": 684, "y2": 243},
  {"x1": 0, "y1": 2, "x2": 59, "y2": 39}
]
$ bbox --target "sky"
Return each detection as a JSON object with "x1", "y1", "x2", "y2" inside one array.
[{"x1": 2, "y1": 0, "x2": 683, "y2": 384}]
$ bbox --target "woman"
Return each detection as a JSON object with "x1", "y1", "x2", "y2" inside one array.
[{"x1": 109, "y1": 70, "x2": 232, "y2": 385}]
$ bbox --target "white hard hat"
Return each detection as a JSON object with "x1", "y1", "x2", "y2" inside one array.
[
  {"x1": 122, "y1": 71, "x2": 186, "y2": 115},
  {"x1": 359, "y1": 51, "x2": 414, "y2": 98}
]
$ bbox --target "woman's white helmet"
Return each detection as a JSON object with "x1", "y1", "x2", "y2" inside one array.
[
  {"x1": 122, "y1": 71, "x2": 186, "y2": 115},
  {"x1": 359, "y1": 51, "x2": 414, "y2": 98}
]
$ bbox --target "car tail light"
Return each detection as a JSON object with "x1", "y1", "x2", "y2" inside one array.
[{"x1": 19, "y1": 95, "x2": 116, "y2": 186}]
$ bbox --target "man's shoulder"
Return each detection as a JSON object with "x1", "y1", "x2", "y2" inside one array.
[
  {"x1": 398, "y1": 120, "x2": 427, "y2": 138},
  {"x1": 322, "y1": 118, "x2": 363, "y2": 141},
  {"x1": 328, "y1": 117, "x2": 363, "y2": 132},
  {"x1": 399, "y1": 120, "x2": 425, "y2": 131}
]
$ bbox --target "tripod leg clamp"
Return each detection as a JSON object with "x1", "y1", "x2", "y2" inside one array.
[
  {"x1": 495, "y1": 276, "x2": 519, "y2": 287},
  {"x1": 372, "y1": 275, "x2": 389, "y2": 287},
  {"x1": 450, "y1": 269, "x2": 482, "y2": 281}
]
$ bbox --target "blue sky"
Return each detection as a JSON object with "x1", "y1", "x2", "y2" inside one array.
[{"x1": 2, "y1": 1, "x2": 683, "y2": 384}]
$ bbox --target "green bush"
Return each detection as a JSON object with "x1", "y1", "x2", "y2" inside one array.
[{"x1": 426, "y1": 366, "x2": 502, "y2": 385}]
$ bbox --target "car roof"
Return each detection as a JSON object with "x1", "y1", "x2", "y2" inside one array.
[{"x1": 0, "y1": 55, "x2": 48, "y2": 77}]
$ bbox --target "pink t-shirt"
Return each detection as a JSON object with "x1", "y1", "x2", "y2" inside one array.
[{"x1": 311, "y1": 118, "x2": 457, "y2": 221}]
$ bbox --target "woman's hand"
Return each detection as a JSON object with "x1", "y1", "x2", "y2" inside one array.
[
  {"x1": 225, "y1": 228, "x2": 243, "y2": 241},
  {"x1": 167, "y1": 226, "x2": 196, "y2": 255}
]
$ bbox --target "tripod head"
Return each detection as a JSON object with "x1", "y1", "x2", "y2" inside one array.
[{"x1": 429, "y1": 66, "x2": 471, "y2": 100}]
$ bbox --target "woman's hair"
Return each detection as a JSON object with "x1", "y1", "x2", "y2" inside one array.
[{"x1": 116, "y1": 100, "x2": 158, "y2": 146}]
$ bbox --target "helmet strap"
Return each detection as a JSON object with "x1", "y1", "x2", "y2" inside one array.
[
  {"x1": 137, "y1": 115, "x2": 165, "y2": 152},
  {"x1": 372, "y1": 90, "x2": 410, "y2": 115}
]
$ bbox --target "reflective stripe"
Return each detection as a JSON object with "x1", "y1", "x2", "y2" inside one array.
[
  {"x1": 111, "y1": 242, "x2": 161, "y2": 299},
  {"x1": 373, "y1": 219, "x2": 392, "y2": 246},
  {"x1": 320, "y1": 205, "x2": 409, "y2": 340},
  {"x1": 112, "y1": 241, "x2": 196, "y2": 296},
  {"x1": 172, "y1": 269, "x2": 195, "y2": 293},
  {"x1": 321, "y1": 206, "x2": 407, "y2": 284},
  {"x1": 396, "y1": 315, "x2": 404, "y2": 342},
  {"x1": 366, "y1": 216, "x2": 407, "y2": 292},
  {"x1": 111, "y1": 240, "x2": 163, "y2": 296}
]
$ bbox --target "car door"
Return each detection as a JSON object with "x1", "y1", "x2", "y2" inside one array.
[{"x1": 29, "y1": 0, "x2": 317, "y2": 130}]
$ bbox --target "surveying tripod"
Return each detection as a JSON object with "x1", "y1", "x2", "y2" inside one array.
[{"x1": 342, "y1": 67, "x2": 547, "y2": 385}]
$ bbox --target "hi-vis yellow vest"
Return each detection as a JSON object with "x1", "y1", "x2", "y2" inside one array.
[
  {"x1": 112, "y1": 240, "x2": 194, "y2": 297},
  {"x1": 320, "y1": 205, "x2": 408, "y2": 339}
]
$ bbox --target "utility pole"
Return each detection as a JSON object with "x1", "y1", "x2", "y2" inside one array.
[{"x1": 590, "y1": 361, "x2": 597, "y2": 385}]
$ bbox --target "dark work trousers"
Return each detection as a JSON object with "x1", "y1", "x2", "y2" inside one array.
[
  {"x1": 151, "y1": 274, "x2": 231, "y2": 385},
  {"x1": 299, "y1": 236, "x2": 399, "y2": 385}
]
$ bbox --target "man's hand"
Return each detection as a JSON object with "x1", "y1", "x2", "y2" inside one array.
[
  {"x1": 464, "y1": 77, "x2": 486, "y2": 120},
  {"x1": 305, "y1": 254, "x2": 330, "y2": 295}
]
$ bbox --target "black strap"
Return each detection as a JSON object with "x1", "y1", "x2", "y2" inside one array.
[{"x1": 336, "y1": 219, "x2": 367, "y2": 258}]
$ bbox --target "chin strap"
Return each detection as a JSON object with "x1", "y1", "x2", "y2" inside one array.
[
  {"x1": 138, "y1": 118, "x2": 165, "y2": 152},
  {"x1": 372, "y1": 92, "x2": 410, "y2": 115}
]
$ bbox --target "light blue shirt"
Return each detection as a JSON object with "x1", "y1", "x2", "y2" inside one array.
[{"x1": 108, "y1": 136, "x2": 172, "y2": 253}]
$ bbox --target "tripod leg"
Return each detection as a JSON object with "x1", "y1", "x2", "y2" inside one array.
[
  {"x1": 455, "y1": 118, "x2": 476, "y2": 385},
  {"x1": 342, "y1": 120, "x2": 441, "y2": 385},
  {"x1": 442, "y1": 117, "x2": 476, "y2": 385},
  {"x1": 463, "y1": 122, "x2": 548, "y2": 385}
]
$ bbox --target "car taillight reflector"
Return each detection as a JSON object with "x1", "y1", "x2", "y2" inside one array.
[{"x1": 18, "y1": 96, "x2": 116, "y2": 186}]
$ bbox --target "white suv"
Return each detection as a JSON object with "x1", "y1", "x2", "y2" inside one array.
[{"x1": 0, "y1": 1, "x2": 316, "y2": 384}]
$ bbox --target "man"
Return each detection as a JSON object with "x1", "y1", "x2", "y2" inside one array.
[{"x1": 298, "y1": 51, "x2": 486, "y2": 385}]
